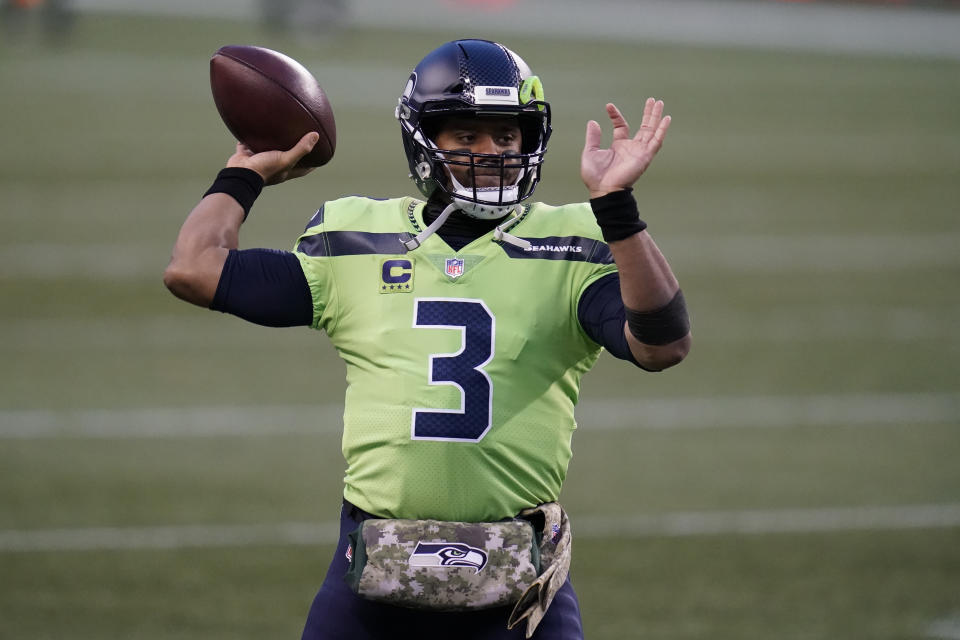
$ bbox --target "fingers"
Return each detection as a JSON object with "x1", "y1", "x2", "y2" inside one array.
[
  {"x1": 652, "y1": 114, "x2": 671, "y2": 150},
  {"x1": 636, "y1": 97, "x2": 667, "y2": 144},
  {"x1": 606, "y1": 103, "x2": 630, "y2": 140},
  {"x1": 226, "y1": 141, "x2": 256, "y2": 169},
  {"x1": 639, "y1": 97, "x2": 657, "y2": 129},
  {"x1": 589, "y1": 98, "x2": 671, "y2": 165},
  {"x1": 583, "y1": 119, "x2": 602, "y2": 153},
  {"x1": 280, "y1": 131, "x2": 320, "y2": 166},
  {"x1": 642, "y1": 96, "x2": 670, "y2": 153},
  {"x1": 604, "y1": 98, "x2": 670, "y2": 146},
  {"x1": 230, "y1": 141, "x2": 255, "y2": 161}
]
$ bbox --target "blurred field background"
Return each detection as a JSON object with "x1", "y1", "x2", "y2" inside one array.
[{"x1": 1, "y1": 0, "x2": 959, "y2": 638}]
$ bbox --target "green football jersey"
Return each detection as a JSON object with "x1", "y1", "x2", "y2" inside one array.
[{"x1": 293, "y1": 196, "x2": 618, "y2": 522}]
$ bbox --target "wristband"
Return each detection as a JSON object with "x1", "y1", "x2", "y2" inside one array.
[
  {"x1": 625, "y1": 289, "x2": 690, "y2": 345},
  {"x1": 589, "y1": 188, "x2": 647, "y2": 242},
  {"x1": 204, "y1": 167, "x2": 264, "y2": 221}
]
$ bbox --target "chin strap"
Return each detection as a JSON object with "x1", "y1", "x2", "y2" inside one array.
[
  {"x1": 493, "y1": 209, "x2": 532, "y2": 250},
  {"x1": 402, "y1": 203, "x2": 458, "y2": 251},
  {"x1": 402, "y1": 203, "x2": 532, "y2": 252}
]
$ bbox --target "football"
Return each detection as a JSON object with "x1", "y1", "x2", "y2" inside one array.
[{"x1": 210, "y1": 45, "x2": 336, "y2": 167}]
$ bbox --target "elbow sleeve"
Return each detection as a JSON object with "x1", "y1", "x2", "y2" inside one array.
[
  {"x1": 211, "y1": 249, "x2": 313, "y2": 327},
  {"x1": 577, "y1": 273, "x2": 640, "y2": 366}
]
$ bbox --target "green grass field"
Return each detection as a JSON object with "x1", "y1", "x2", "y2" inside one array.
[{"x1": 1, "y1": 9, "x2": 959, "y2": 640}]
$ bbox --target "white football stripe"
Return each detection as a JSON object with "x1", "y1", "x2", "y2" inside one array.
[{"x1": 2, "y1": 503, "x2": 959, "y2": 553}]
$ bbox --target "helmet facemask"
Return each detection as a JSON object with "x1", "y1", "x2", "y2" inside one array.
[
  {"x1": 396, "y1": 40, "x2": 552, "y2": 220},
  {"x1": 410, "y1": 113, "x2": 547, "y2": 219}
]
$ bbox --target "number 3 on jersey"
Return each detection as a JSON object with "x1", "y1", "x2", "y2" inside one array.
[{"x1": 412, "y1": 298, "x2": 494, "y2": 442}]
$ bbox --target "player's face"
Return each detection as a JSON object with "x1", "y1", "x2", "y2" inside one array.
[{"x1": 433, "y1": 116, "x2": 523, "y2": 189}]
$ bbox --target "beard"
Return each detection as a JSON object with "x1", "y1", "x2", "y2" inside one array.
[{"x1": 447, "y1": 161, "x2": 522, "y2": 189}]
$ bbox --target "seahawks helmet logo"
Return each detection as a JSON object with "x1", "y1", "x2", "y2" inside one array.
[{"x1": 408, "y1": 542, "x2": 488, "y2": 573}]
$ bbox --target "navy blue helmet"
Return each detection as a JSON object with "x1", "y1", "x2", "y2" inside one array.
[{"x1": 396, "y1": 39, "x2": 552, "y2": 219}]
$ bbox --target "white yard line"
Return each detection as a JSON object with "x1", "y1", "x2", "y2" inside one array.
[
  {"x1": 0, "y1": 521, "x2": 340, "y2": 553},
  {"x1": 0, "y1": 392, "x2": 957, "y2": 439},
  {"x1": 665, "y1": 234, "x2": 960, "y2": 272},
  {"x1": 928, "y1": 613, "x2": 960, "y2": 640},
  {"x1": 3, "y1": 305, "x2": 956, "y2": 352},
  {"x1": 2, "y1": 503, "x2": 958, "y2": 553},
  {"x1": 579, "y1": 392, "x2": 960, "y2": 431},
  {"x1": 0, "y1": 405, "x2": 345, "y2": 439},
  {"x1": 574, "y1": 503, "x2": 960, "y2": 538}
]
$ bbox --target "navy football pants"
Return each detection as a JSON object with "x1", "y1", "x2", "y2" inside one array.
[{"x1": 301, "y1": 501, "x2": 585, "y2": 640}]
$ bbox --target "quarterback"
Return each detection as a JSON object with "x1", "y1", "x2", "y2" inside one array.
[{"x1": 165, "y1": 39, "x2": 690, "y2": 640}]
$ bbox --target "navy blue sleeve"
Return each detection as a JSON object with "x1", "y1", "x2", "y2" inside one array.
[
  {"x1": 577, "y1": 273, "x2": 644, "y2": 367},
  {"x1": 210, "y1": 248, "x2": 313, "y2": 327}
]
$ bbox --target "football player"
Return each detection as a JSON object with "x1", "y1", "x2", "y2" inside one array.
[{"x1": 165, "y1": 39, "x2": 690, "y2": 640}]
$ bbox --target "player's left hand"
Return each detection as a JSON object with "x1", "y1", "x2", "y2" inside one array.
[{"x1": 581, "y1": 99, "x2": 671, "y2": 199}]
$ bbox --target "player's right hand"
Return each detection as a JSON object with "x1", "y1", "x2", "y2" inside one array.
[{"x1": 226, "y1": 131, "x2": 320, "y2": 186}]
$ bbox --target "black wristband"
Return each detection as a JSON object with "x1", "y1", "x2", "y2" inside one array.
[
  {"x1": 625, "y1": 289, "x2": 690, "y2": 345},
  {"x1": 204, "y1": 167, "x2": 265, "y2": 221},
  {"x1": 590, "y1": 188, "x2": 648, "y2": 243}
]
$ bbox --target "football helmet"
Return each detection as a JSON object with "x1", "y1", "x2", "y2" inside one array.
[{"x1": 396, "y1": 39, "x2": 552, "y2": 219}]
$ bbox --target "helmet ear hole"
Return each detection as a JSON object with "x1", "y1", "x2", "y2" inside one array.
[
  {"x1": 517, "y1": 115, "x2": 544, "y2": 154},
  {"x1": 419, "y1": 117, "x2": 442, "y2": 146}
]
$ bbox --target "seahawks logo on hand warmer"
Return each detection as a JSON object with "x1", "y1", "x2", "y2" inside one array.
[{"x1": 408, "y1": 542, "x2": 488, "y2": 573}]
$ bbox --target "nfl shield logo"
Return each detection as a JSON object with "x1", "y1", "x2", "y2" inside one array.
[{"x1": 445, "y1": 258, "x2": 464, "y2": 278}]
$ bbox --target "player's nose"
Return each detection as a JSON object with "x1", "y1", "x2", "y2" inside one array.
[{"x1": 472, "y1": 134, "x2": 500, "y2": 157}]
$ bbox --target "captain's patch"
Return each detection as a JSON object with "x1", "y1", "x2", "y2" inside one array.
[{"x1": 380, "y1": 258, "x2": 414, "y2": 293}]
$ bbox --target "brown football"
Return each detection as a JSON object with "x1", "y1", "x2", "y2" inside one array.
[{"x1": 210, "y1": 45, "x2": 335, "y2": 167}]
